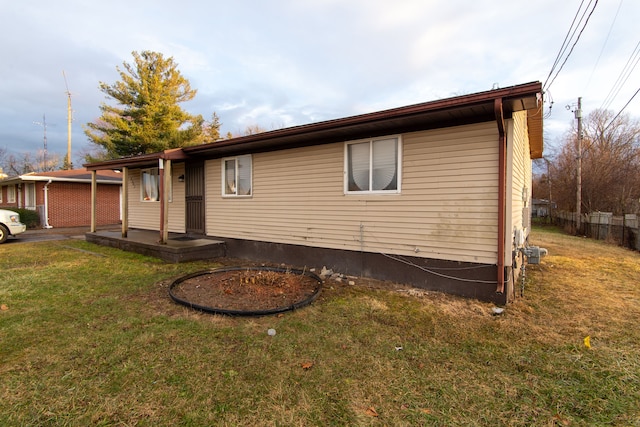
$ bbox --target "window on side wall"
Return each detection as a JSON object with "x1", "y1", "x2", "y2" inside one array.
[
  {"x1": 345, "y1": 136, "x2": 401, "y2": 193},
  {"x1": 141, "y1": 168, "x2": 160, "y2": 202},
  {"x1": 222, "y1": 155, "x2": 252, "y2": 197}
]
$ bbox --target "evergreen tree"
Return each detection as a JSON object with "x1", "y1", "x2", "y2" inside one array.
[
  {"x1": 84, "y1": 50, "x2": 205, "y2": 159},
  {"x1": 202, "y1": 112, "x2": 222, "y2": 142}
]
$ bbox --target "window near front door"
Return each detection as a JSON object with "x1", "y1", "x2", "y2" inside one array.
[
  {"x1": 25, "y1": 183, "x2": 36, "y2": 209},
  {"x1": 141, "y1": 168, "x2": 173, "y2": 202},
  {"x1": 7, "y1": 185, "x2": 15, "y2": 203},
  {"x1": 345, "y1": 136, "x2": 401, "y2": 193},
  {"x1": 222, "y1": 155, "x2": 252, "y2": 197},
  {"x1": 141, "y1": 168, "x2": 160, "y2": 201}
]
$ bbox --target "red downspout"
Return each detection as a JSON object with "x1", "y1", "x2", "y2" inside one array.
[{"x1": 494, "y1": 98, "x2": 506, "y2": 294}]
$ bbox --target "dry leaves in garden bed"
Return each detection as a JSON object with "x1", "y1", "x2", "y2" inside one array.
[{"x1": 169, "y1": 268, "x2": 321, "y2": 313}]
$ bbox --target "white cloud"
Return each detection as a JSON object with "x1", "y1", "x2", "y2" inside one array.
[{"x1": 1, "y1": 0, "x2": 639, "y2": 164}]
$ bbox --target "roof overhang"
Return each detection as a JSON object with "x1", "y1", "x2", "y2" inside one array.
[
  {"x1": 1, "y1": 170, "x2": 122, "y2": 185},
  {"x1": 85, "y1": 81, "x2": 543, "y2": 170},
  {"x1": 85, "y1": 148, "x2": 189, "y2": 171},
  {"x1": 12, "y1": 176, "x2": 120, "y2": 185},
  {"x1": 527, "y1": 100, "x2": 544, "y2": 159}
]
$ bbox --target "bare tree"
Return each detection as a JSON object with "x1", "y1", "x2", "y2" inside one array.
[
  {"x1": 0, "y1": 150, "x2": 61, "y2": 176},
  {"x1": 550, "y1": 109, "x2": 640, "y2": 215}
]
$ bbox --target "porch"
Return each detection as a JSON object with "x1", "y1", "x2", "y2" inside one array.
[{"x1": 86, "y1": 229, "x2": 226, "y2": 263}]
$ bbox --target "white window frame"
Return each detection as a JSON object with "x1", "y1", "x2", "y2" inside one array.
[
  {"x1": 0, "y1": 186, "x2": 3, "y2": 203},
  {"x1": 222, "y1": 155, "x2": 252, "y2": 197},
  {"x1": 7, "y1": 185, "x2": 16, "y2": 203},
  {"x1": 344, "y1": 135, "x2": 402, "y2": 194},
  {"x1": 25, "y1": 183, "x2": 36, "y2": 210}
]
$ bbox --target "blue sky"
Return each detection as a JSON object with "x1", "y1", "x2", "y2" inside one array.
[{"x1": 1, "y1": 0, "x2": 638, "y2": 167}]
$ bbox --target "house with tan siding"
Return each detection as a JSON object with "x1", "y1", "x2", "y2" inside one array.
[
  {"x1": 0, "y1": 168, "x2": 122, "y2": 228},
  {"x1": 85, "y1": 82, "x2": 543, "y2": 303}
]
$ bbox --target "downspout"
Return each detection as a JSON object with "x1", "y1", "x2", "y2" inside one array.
[
  {"x1": 42, "y1": 179, "x2": 53, "y2": 228},
  {"x1": 495, "y1": 98, "x2": 506, "y2": 294}
]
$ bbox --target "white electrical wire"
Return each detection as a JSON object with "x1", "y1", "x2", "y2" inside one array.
[{"x1": 378, "y1": 252, "x2": 501, "y2": 285}]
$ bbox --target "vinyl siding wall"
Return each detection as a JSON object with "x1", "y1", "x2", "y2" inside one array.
[
  {"x1": 128, "y1": 163, "x2": 186, "y2": 233},
  {"x1": 510, "y1": 111, "x2": 532, "y2": 237},
  {"x1": 206, "y1": 122, "x2": 500, "y2": 264},
  {"x1": 505, "y1": 110, "x2": 533, "y2": 268}
]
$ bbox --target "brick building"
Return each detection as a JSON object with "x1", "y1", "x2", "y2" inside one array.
[{"x1": 0, "y1": 168, "x2": 121, "y2": 228}]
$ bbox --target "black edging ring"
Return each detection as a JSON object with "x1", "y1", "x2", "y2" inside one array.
[{"x1": 168, "y1": 266, "x2": 323, "y2": 316}]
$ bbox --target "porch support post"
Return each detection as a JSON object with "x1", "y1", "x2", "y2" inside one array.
[
  {"x1": 90, "y1": 170, "x2": 97, "y2": 233},
  {"x1": 121, "y1": 167, "x2": 128, "y2": 238},
  {"x1": 158, "y1": 159, "x2": 166, "y2": 244},
  {"x1": 163, "y1": 159, "x2": 171, "y2": 243},
  {"x1": 158, "y1": 158, "x2": 171, "y2": 244}
]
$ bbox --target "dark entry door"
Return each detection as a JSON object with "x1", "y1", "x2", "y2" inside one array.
[{"x1": 185, "y1": 161, "x2": 205, "y2": 235}]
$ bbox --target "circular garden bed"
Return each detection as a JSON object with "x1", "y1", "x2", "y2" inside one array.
[{"x1": 168, "y1": 266, "x2": 322, "y2": 316}]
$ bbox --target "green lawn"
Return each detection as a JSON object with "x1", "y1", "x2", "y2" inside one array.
[{"x1": 1, "y1": 228, "x2": 639, "y2": 426}]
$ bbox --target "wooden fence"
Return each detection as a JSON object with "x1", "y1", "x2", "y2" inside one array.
[{"x1": 554, "y1": 211, "x2": 640, "y2": 251}]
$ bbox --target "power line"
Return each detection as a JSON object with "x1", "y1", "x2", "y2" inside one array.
[
  {"x1": 584, "y1": 0, "x2": 624, "y2": 91},
  {"x1": 543, "y1": 0, "x2": 599, "y2": 93},
  {"x1": 600, "y1": 40, "x2": 640, "y2": 111},
  {"x1": 544, "y1": 0, "x2": 586, "y2": 87},
  {"x1": 602, "y1": 86, "x2": 640, "y2": 133}
]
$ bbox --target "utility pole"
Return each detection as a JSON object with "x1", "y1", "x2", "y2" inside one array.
[
  {"x1": 544, "y1": 157, "x2": 552, "y2": 224},
  {"x1": 575, "y1": 97, "x2": 583, "y2": 234}
]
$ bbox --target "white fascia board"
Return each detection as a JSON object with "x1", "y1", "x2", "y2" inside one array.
[{"x1": 16, "y1": 176, "x2": 121, "y2": 185}]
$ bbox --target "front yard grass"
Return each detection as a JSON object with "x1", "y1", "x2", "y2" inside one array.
[{"x1": 0, "y1": 227, "x2": 639, "y2": 426}]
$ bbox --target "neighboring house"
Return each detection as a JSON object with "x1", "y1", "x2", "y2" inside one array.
[
  {"x1": 532, "y1": 198, "x2": 556, "y2": 217},
  {"x1": 0, "y1": 168, "x2": 122, "y2": 228},
  {"x1": 86, "y1": 82, "x2": 544, "y2": 303}
]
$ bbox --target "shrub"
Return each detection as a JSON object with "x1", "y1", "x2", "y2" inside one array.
[{"x1": 13, "y1": 208, "x2": 40, "y2": 229}]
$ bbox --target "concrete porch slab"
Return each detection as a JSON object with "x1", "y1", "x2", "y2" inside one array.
[{"x1": 85, "y1": 229, "x2": 226, "y2": 263}]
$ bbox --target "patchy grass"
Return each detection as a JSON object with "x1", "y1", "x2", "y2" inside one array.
[{"x1": 0, "y1": 229, "x2": 639, "y2": 426}]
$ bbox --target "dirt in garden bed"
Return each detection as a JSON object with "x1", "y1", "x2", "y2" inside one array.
[{"x1": 170, "y1": 269, "x2": 321, "y2": 312}]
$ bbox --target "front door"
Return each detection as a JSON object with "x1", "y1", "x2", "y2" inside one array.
[{"x1": 185, "y1": 161, "x2": 205, "y2": 235}]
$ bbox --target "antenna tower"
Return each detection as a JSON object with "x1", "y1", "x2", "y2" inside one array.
[
  {"x1": 33, "y1": 114, "x2": 48, "y2": 170},
  {"x1": 63, "y1": 70, "x2": 73, "y2": 169}
]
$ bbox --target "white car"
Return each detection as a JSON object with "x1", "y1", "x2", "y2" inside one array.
[{"x1": 0, "y1": 209, "x2": 27, "y2": 244}]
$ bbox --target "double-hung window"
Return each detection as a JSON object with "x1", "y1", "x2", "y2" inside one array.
[
  {"x1": 345, "y1": 136, "x2": 401, "y2": 193},
  {"x1": 141, "y1": 168, "x2": 160, "y2": 201},
  {"x1": 7, "y1": 185, "x2": 16, "y2": 203},
  {"x1": 25, "y1": 183, "x2": 36, "y2": 210},
  {"x1": 222, "y1": 155, "x2": 252, "y2": 197}
]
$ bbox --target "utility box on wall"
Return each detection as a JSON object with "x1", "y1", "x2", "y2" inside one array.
[{"x1": 522, "y1": 246, "x2": 547, "y2": 264}]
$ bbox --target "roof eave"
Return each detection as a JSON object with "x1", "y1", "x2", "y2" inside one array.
[
  {"x1": 528, "y1": 102, "x2": 544, "y2": 159},
  {"x1": 84, "y1": 148, "x2": 189, "y2": 171}
]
